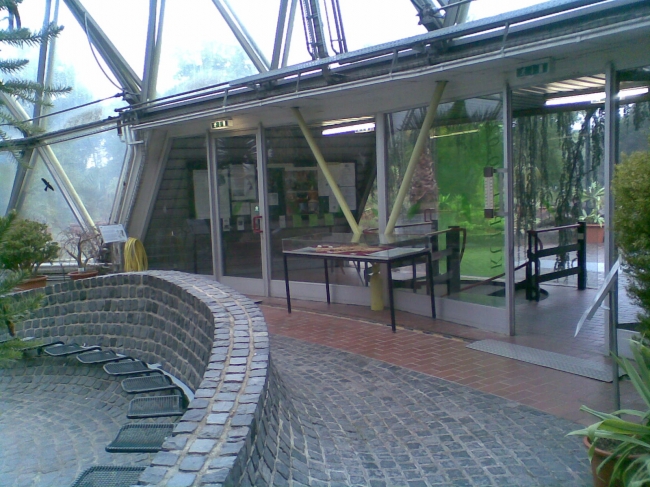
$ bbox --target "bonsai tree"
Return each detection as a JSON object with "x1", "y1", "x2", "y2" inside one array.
[
  {"x1": 0, "y1": 212, "x2": 59, "y2": 277},
  {"x1": 613, "y1": 145, "x2": 650, "y2": 335},
  {"x1": 59, "y1": 224, "x2": 102, "y2": 271}
]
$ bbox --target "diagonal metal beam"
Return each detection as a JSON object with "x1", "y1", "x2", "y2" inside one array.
[
  {"x1": 271, "y1": 0, "x2": 290, "y2": 70},
  {"x1": 211, "y1": 0, "x2": 269, "y2": 73},
  {"x1": 63, "y1": 0, "x2": 142, "y2": 100},
  {"x1": 385, "y1": 81, "x2": 446, "y2": 235},
  {"x1": 0, "y1": 93, "x2": 95, "y2": 230},
  {"x1": 282, "y1": 0, "x2": 298, "y2": 68},
  {"x1": 142, "y1": 0, "x2": 165, "y2": 101}
]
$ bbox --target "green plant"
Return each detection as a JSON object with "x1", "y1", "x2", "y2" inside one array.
[
  {"x1": 59, "y1": 224, "x2": 102, "y2": 270},
  {"x1": 569, "y1": 339, "x2": 650, "y2": 486},
  {"x1": 0, "y1": 0, "x2": 69, "y2": 159},
  {"x1": 613, "y1": 147, "x2": 650, "y2": 335},
  {"x1": 0, "y1": 212, "x2": 44, "y2": 364},
  {"x1": 580, "y1": 181, "x2": 605, "y2": 226},
  {"x1": 0, "y1": 212, "x2": 59, "y2": 276}
]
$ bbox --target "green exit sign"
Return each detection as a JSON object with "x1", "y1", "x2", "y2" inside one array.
[
  {"x1": 516, "y1": 61, "x2": 550, "y2": 78},
  {"x1": 211, "y1": 119, "x2": 232, "y2": 129}
]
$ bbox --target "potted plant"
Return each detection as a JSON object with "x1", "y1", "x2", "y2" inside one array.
[
  {"x1": 569, "y1": 339, "x2": 650, "y2": 487},
  {"x1": 59, "y1": 224, "x2": 103, "y2": 280},
  {"x1": 581, "y1": 182, "x2": 605, "y2": 244},
  {"x1": 0, "y1": 212, "x2": 59, "y2": 289},
  {"x1": 0, "y1": 213, "x2": 45, "y2": 362}
]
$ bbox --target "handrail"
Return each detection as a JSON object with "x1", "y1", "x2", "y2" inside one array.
[
  {"x1": 574, "y1": 258, "x2": 620, "y2": 337},
  {"x1": 529, "y1": 223, "x2": 580, "y2": 235}
]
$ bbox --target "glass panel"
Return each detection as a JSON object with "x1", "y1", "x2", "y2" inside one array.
[
  {"x1": 338, "y1": 0, "x2": 426, "y2": 51},
  {"x1": 44, "y1": 2, "x2": 130, "y2": 131},
  {"x1": 83, "y1": 1, "x2": 148, "y2": 78},
  {"x1": 265, "y1": 123, "x2": 377, "y2": 282},
  {"x1": 0, "y1": 154, "x2": 17, "y2": 214},
  {"x1": 216, "y1": 135, "x2": 262, "y2": 279},
  {"x1": 386, "y1": 96, "x2": 504, "y2": 307},
  {"x1": 156, "y1": 1, "x2": 256, "y2": 97},
  {"x1": 18, "y1": 156, "x2": 78, "y2": 237},
  {"x1": 467, "y1": 0, "x2": 547, "y2": 21},
  {"x1": 144, "y1": 137, "x2": 213, "y2": 275},
  {"x1": 53, "y1": 130, "x2": 127, "y2": 224},
  {"x1": 227, "y1": 0, "x2": 280, "y2": 65},
  {"x1": 512, "y1": 109, "x2": 606, "y2": 291},
  {"x1": 616, "y1": 65, "x2": 650, "y2": 329}
]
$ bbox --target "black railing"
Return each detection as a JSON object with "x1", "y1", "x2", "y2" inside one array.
[{"x1": 525, "y1": 221, "x2": 587, "y2": 301}]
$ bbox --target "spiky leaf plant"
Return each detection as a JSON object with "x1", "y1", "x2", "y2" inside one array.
[{"x1": 0, "y1": 0, "x2": 70, "y2": 157}]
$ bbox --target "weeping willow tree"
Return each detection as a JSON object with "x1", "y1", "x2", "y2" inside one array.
[{"x1": 513, "y1": 108, "x2": 605, "y2": 268}]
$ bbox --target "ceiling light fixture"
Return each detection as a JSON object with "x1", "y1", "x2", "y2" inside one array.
[
  {"x1": 545, "y1": 87, "x2": 649, "y2": 107},
  {"x1": 322, "y1": 122, "x2": 376, "y2": 136}
]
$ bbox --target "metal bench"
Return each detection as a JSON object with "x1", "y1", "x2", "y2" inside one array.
[
  {"x1": 121, "y1": 373, "x2": 177, "y2": 394},
  {"x1": 76, "y1": 350, "x2": 130, "y2": 365},
  {"x1": 69, "y1": 465, "x2": 145, "y2": 487},
  {"x1": 105, "y1": 423, "x2": 174, "y2": 453},
  {"x1": 43, "y1": 343, "x2": 101, "y2": 357},
  {"x1": 127, "y1": 393, "x2": 186, "y2": 419},
  {"x1": 103, "y1": 360, "x2": 157, "y2": 376}
]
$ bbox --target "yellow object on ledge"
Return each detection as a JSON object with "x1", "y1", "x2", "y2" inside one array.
[{"x1": 124, "y1": 237, "x2": 148, "y2": 271}]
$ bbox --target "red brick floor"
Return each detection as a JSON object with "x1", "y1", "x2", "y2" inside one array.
[{"x1": 258, "y1": 297, "x2": 643, "y2": 426}]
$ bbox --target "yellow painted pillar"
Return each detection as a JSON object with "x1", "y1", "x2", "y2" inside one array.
[
  {"x1": 291, "y1": 107, "x2": 361, "y2": 236},
  {"x1": 385, "y1": 81, "x2": 447, "y2": 235}
]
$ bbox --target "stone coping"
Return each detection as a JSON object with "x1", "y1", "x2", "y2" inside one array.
[{"x1": 16, "y1": 271, "x2": 271, "y2": 487}]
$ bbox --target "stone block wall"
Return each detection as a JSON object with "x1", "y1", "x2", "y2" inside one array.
[{"x1": 14, "y1": 271, "x2": 283, "y2": 487}]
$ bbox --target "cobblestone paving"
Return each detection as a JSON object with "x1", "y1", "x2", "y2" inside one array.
[
  {"x1": 0, "y1": 357, "x2": 162, "y2": 487},
  {"x1": 271, "y1": 335, "x2": 591, "y2": 487}
]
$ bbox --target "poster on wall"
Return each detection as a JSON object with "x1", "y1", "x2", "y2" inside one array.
[
  {"x1": 193, "y1": 170, "x2": 211, "y2": 219},
  {"x1": 230, "y1": 164, "x2": 257, "y2": 201},
  {"x1": 318, "y1": 162, "x2": 356, "y2": 213}
]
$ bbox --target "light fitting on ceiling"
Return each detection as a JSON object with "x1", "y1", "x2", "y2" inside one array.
[
  {"x1": 322, "y1": 122, "x2": 376, "y2": 136},
  {"x1": 545, "y1": 87, "x2": 649, "y2": 106}
]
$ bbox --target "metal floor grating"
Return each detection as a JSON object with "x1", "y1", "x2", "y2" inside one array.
[
  {"x1": 69, "y1": 465, "x2": 145, "y2": 487},
  {"x1": 43, "y1": 343, "x2": 100, "y2": 357},
  {"x1": 127, "y1": 394, "x2": 185, "y2": 419},
  {"x1": 103, "y1": 360, "x2": 152, "y2": 376},
  {"x1": 466, "y1": 339, "x2": 615, "y2": 382},
  {"x1": 77, "y1": 350, "x2": 128, "y2": 364},
  {"x1": 106, "y1": 423, "x2": 173, "y2": 453},
  {"x1": 121, "y1": 373, "x2": 175, "y2": 393}
]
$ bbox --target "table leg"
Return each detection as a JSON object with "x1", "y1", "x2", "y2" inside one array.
[
  {"x1": 284, "y1": 254, "x2": 291, "y2": 313},
  {"x1": 324, "y1": 258, "x2": 331, "y2": 304},
  {"x1": 427, "y1": 252, "x2": 436, "y2": 319},
  {"x1": 387, "y1": 260, "x2": 396, "y2": 332}
]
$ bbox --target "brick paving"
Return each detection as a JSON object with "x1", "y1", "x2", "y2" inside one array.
[
  {"x1": 270, "y1": 334, "x2": 590, "y2": 486},
  {"x1": 0, "y1": 358, "x2": 159, "y2": 487}
]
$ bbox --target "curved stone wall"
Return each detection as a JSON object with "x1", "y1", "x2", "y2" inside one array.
[{"x1": 16, "y1": 271, "x2": 273, "y2": 486}]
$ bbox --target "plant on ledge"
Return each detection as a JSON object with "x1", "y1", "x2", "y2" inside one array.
[
  {"x1": 59, "y1": 224, "x2": 103, "y2": 272},
  {"x1": 0, "y1": 212, "x2": 45, "y2": 363},
  {"x1": 0, "y1": 212, "x2": 59, "y2": 281}
]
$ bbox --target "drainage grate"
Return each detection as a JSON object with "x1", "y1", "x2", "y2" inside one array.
[{"x1": 466, "y1": 339, "x2": 615, "y2": 382}]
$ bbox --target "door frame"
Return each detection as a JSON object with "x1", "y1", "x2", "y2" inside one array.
[{"x1": 208, "y1": 127, "x2": 269, "y2": 296}]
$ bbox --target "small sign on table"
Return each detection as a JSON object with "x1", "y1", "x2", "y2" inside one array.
[{"x1": 98, "y1": 224, "x2": 128, "y2": 244}]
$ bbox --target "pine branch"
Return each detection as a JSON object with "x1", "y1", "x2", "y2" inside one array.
[
  {"x1": 0, "y1": 23, "x2": 63, "y2": 48},
  {"x1": 0, "y1": 58, "x2": 28, "y2": 74}
]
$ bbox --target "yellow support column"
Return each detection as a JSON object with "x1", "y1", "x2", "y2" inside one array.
[
  {"x1": 292, "y1": 107, "x2": 361, "y2": 236},
  {"x1": 385, "y1": 81, "x2": 447, "y2": 235}
]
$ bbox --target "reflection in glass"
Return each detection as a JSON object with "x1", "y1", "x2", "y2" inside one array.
[
  {"x1": 266, "y1": 124, "x2": 377, "y2": 282},
  {"x1": 386, "y1": 96, "x2": 504, "y2": 306},
  {"x1": 0, "y1": 153, "x2": 17, "y2": 214},
  {"x1": 216, "y1": 135, "x2": 262, "y2": 279}
]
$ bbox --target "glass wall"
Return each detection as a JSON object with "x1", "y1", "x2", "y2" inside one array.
[
  {"x1": 265, "y1": 123, "x2": 377, "y2": 282},
  {"x1": 386, "y1": 96, "x2": 505, "y2": 307},
  {"x1": 144, "y1": 137, "x2": 213, "y2": 275},
  {"x1": 215, "y1": 135, "x2": 262, "y2": 279}
]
